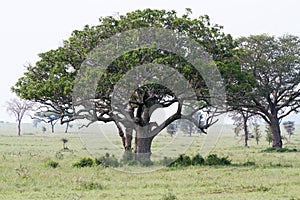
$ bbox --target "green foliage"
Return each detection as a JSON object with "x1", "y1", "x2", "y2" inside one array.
[
  {"x1": 262, "y1": 147, "x2": 297, "y2": 153},
  {"x1": 191, "y1": 154, "x2": 205, "y2": 165},
  {"x1": 231, "y1": 35, "x2": 300, "y2": 148},
  {"x1": 12, "y1": 9, "x2": 236, "y2": 152},
  {"x1": 95, "y1": 153, "x2": 120, "y2": 167},
  {"x1": 168, "y1": 154, "x2": 230, "y2": 167},
  {"x1": 205, "y1": 154, "x2": 231, "y2": 166},
  {"x1": 44, "y1": 159, "x2": 59, "y2": 168},
  {"x1": 168, "y1": 154, "x2": 192, "y2": 167},
  {"x1": 72, "y1": 157, "x2": 94, "y2": 168}
]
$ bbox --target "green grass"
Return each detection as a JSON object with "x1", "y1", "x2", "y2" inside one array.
[{"x1": 0, "y1": 123, "x2": 300, "y2": 199}]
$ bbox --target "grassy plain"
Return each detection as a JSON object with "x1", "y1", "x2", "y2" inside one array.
[{"x1": 0, "y1": 122, "x2": 300, "y2": 199}]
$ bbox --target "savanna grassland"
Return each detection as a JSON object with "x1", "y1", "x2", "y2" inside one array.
[{"x1": 0, "y1": 122, "x2": 300, "y2": 200}]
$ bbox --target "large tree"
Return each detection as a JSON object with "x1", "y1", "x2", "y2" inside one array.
[
  {"x1": 231, "y1": 34, "x2": 300, "y2": 148},
  {"x1": 12, "y1": 9, "x2": 236, "y2": 159}
]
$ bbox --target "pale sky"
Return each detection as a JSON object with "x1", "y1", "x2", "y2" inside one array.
[{"x1": 1, "y1": 0, "x2": 300, "y2": 123}]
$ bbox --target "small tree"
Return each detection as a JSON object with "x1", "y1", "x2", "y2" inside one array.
[
  {"x1": 6, "y1": 98, "x2": 34, "y2": 136},
  {"x1": 265, "y1": 125, "x2": 273, "y2": 146},
  {"x1": 253, "y1": 122, "x2": 261, "y2": 145},
  {"x1": 32, "y1": 118, "x2": 41, "y2": 128},
  {"x1": 61, "y1": 138, "x2": 69, "y2": 149},
  {"x1": 180, "y1": 111, "x2": 203, "y2": 136},
  {"x1": 65, "y1": 122, "x2": 73, "y2": 133},
  {"x1": 230, "y1": 110, "x2": 253, "y2": 147},
  {"x1": 167, "y1": 121, "x2": 178, "y2": 137},
  {"x1": 34, "y1": 111, "x2": 60, "y2": 133},
  {"x1": 283, "y1": 121, "x2": 295, "y2": 142}
]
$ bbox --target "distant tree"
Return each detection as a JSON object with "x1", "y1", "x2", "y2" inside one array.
[
  {"x1": 230, "y1": 110, "x2": 254, "y2": 147},
  {"x1": 166, "y1": 121, "x2": 178, "y2": 137},
  {"x1": 283, "y1": 121, "x2": 295, "y2": 142},
  {"x1": 42, "y1": 126, "x2": 47, "y2": 134},
  {"x1": 253, "y1": 121, "x2": 261, "y2": 145},
  {"x1": 65, "y1": 122, "x2": 73, "y2": 133},
  {"x1": 34, "y1": 111, "x2": 60, "y2": 133},
  {"x1": 265, "y1": 125, "x2": 273, "y2": 146},
  {"x1": 230, "y1": 35, "x2": 300, "y2": 148},
  {"x1": 180, "y1": 105, "x2": 203, "y2": 136},
  {"x1": 32, "y1": 118, "x2": 41, "y2": 128},
  {"x1": 6, "y1": 98, "x2": 34, "y2": 136},
  {"x1": 61, "y1": 138, "x2": 69, "y2": 149}
]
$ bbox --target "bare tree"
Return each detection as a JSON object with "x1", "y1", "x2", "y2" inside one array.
[{"x1": 6, "y1": 98, "x2": 34, "y2": 136}]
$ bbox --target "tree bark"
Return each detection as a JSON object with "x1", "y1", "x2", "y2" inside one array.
[
  {"x1": 17, "y1": 120, "x2": 21, "y2": 136},
  {"x1": 243, "y1": 120, "x2": 249, "y2": 147},
  {"x1": 135, "y1": 126, "x2": 154, "y2": 160},
  {"x1": 270, "y1": 117, "x2": 282, "y2": 148},
  {"x1": 125, "y1": 127, "x2": 133, "y2": 151},
  {"x1": 133, "y1": 105, "x2": 154, "y2": 160}
]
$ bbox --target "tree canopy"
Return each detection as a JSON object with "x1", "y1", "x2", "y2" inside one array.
[
  {"x1": 12, "y1": 9, "x2": 236, "y2": 159},
  {"x1": 230, "y1": 34, "x2": 300, "y2": 147}
]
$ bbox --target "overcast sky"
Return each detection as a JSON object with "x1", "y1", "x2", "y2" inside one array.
[{"x1": 1, "y1": 0, "x2": 300, "y2": 123}]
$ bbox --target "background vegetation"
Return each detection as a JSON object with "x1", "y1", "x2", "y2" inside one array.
[{"x1": 0, "y1": 123, "x2": 299, "y2": 199}]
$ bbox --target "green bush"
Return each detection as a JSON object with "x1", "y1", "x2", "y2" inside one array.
[
  {"x1": 168, "y1": 154, "x2": 231, "y2": 167},
  {"x1": 168, "y1": 154, "x2": 191, "y2": 167},
  {"x1": 44, "y1": 159, "x2": 59, "y2": 168},
  {"x1": 72, "y1": 157, "x2": 94, "y2": 168},
  {"x1": 262, "y1": 147, "x2": 297, "y2": 153},
  {"x1": 205, "y1": 154, "x2": 231, "y2": 166},
  {"x1": 191, "y1": 154, "x2": 205, "y2": 165},
  {"x1": 95, "y1": 153, "x2": 120, "y2": 167},
  {"x1": 121, "y1": 152, "x2": 153, "y2": 166}
]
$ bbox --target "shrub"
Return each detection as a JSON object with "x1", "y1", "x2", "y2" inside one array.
[
  {"x1": 205, "y1": 154, "x2": 231, "y2": 166},
  {"x1": 95, "y1": 153, "x2": 120, "y2": 167},
  {"x1": 168, "y1": 154, "x2": 191, "y2": 167},
  {"x1": 262, "y1": 147, "x2": 297, "y2": 153},
  {"x1": 121, "y1": 152, "x2": 153, "y2": 166},
  {"x1": 191, "y1": 154, "x2": 205, "y2": 165},
  {"x1": 168, "y1": 154, "x2": 231, "y2": 167},
  {"x1": 72, "y1": 157, "x2": 94, "y2": 168},
  {"x1": 138, "y1": 158, "x2": 154, "y2": 167},
  {"x1": 44, "y1": 159, "x2": 59, "y2": 168}
]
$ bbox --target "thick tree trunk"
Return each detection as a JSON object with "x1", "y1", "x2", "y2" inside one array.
[
  {"x1": 270, "y1": 117, "x2": 282, "y2": 148},
  {"x1": 135, "y1": 135, "x2": 154, "y2": 160},
  {"x1": 132, "y1": 124, "x2": 158, "y2": 161}
]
